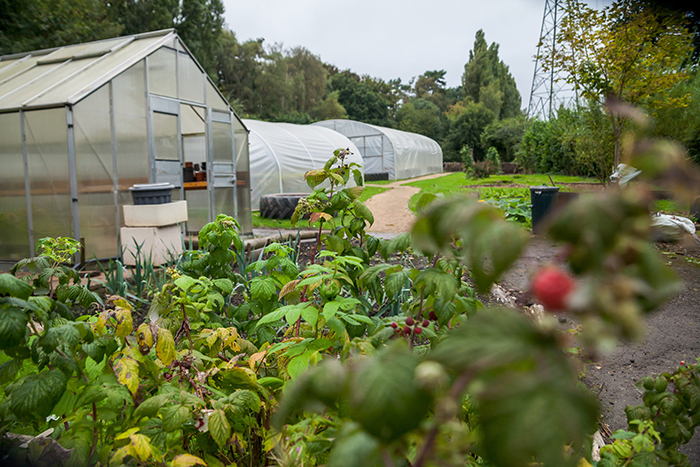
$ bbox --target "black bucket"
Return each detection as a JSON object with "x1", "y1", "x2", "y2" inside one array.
[{"x1": 530, "y1": 186, "x2": 559, "y2": 234}]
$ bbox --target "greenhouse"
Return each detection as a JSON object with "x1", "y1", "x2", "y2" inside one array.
[
  {"x1": 0, "y1": 29, "x2": 252, "y2": 264},
  {"x1": 313, "y1": 119, "x2": 443, "y2": 180},
  {"x1": 244, "y1": 119, "x2": 363, "y2": 210}
]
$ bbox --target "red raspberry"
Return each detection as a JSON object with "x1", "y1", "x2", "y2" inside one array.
[
  {"x1": 428, "y1": 311, "x2": 437, "y2": 321},
  {"x1": 403, "y1": 325, "x2": 412, "y2": 335},
  {"x1": 414, "y1": 327, "x2": 423, "y2": 335},
  {"x1": 390, "y1": 322, "x2": 398, "y2": 329},
  {"x1": 422, "y1": 319, "x2": 429, "y2": 327},
  {"x1": 406, "y1": 316, "x2": 415, "y2": 326},
  {"x1": 531, "y1": 266, "x2": 575, "y2": 311}
]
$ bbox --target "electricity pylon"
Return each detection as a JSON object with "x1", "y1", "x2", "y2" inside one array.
[{"x1": 528, "y1": 0, "x2": 577, "y2": 120}]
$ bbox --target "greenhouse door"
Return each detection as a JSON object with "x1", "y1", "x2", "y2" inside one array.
[
  {"x1": 207, "y1": 110, "x2": 236, "y2": 220},
  {"x1": 150, "y1": 98, "x2": 183, "y2": 199}
]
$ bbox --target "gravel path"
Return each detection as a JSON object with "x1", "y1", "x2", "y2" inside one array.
[{"x1": 364, "y1": 173, "x2": 452, "y2": 234}]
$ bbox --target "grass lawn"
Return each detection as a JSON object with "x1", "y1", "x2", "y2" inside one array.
[{"x1": 251, "y1": 186, "x2": 389, "y2": 230}]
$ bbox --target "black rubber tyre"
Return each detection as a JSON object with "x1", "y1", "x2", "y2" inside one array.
[{"x1": 259, "y1": 193, "x2": 310, "y2": 219}]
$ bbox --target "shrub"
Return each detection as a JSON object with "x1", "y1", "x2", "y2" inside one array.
[{"x1": 485, "y1": 146, "x2": 502, "y2": 174}]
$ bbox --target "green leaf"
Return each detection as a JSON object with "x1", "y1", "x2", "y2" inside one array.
[
  {"x1": 349, "y1": 342, "x2": 432, "y2": 443},
  {"x1": 300, "y1": 306, "x2": 319, "y2": 327},
  {"x1": 323, "y1": 301, "x2": 340, "y2": 321},
  {"x1": 415, "y1": 192, "x2": 438, "y2": 213},
  {"x1": 305, "y1": 169, "x2": 328, "y2": 188},
  {"x1": 342, "y1": 186, "x2": 364, "y2": 200},
  {"x1": 352, "y1": 169, "x2": 363, "y2": 187},
  {"x1": 352, "y1": 199, "x2": 374, "y2": 226},
  {"x1": 327, "y1": 423, "x2": 380, "y2": 467},
  {"x1": 250, "y1": 277, "x2": 277, "y2": 301},
  {"x1": 0, "y1": 358, "x2": 22, "y2": 384},
  {"x1": 174, "y1": 275, "x2": 197, "y2": 293},
  {"x1": 9, "y1": 369, "x2": 67, "y2": 420},
  {"x1": 287, "y1": 355, "x2": 310, "y2": 379},
  {"x1": 378, "y1": 233, "x2": 411, "y2": 259},
  {"x1": 325, "y1": 235, "x2": 347, "y2": 253},
  {"x1": 213, "y1": 278, "x2": 234, "y2": 295},
  {"x1": 156, "y1": 329, "x2": 176, "y2": 366},
  {"x1": 257, "y1": 377, "x2": 284, "y2": 390},
  {"x1": 209, "y1": 409, "x2": 231, "y2": 449},
  {"x1": 0, "y1": 307, "x2": 27, "y2": 350},
  {"x1": 212, "y1": 367, "x2": 258, "y2": 391},
  {"x1": 82, "y1": 336, "x2": 118, "y2": 363},
  {"x1": 385, "y1": 270, "x2": 409, "y2": 298},
  {"x1": 257, "y1": 305, "x2": 292, "y2": 327},
  {"x1": 161, "y1": 404, "x2": 189, "y2": 432},
  {"x1": 0, "y1": 274, "x2": 33, "y2": 300}
]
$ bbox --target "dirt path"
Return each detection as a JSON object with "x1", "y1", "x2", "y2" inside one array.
[{"x1": 364, "y1": 173, "x2": 452, "y2": 234}]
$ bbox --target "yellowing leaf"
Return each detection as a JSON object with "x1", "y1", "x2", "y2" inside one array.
[
  {"x1": 248, "y1": 351, "x2": 267, "y2": 370},
  {"x1": 279, "y1": 279, "x2": 300, "y2": 300},
  {"x1": 114, "y1": 307, "x2": 133, "y2": 339},
  {"x1": 128, "y1": 433, "x2": 152, "y2": 461},
  {"x1": 137, "y1": 323, "x2": 154, "y2": 350},
  {"x1": 578, "y1": 459, "x2": 594, "y2": 467},
  {"x1": 156, "y1": 328, "x2": 176, "y2": 366},
  {"x1": 94, "y1": 311, "x2": 107, "y2": 336},
  {"x1": 115, "y1": 427, "x2": 140, "y2": 440},
  {"x1": 171, "y1": 453, "x2": 207, "y2": 467},
  {"x1": 114, "y1": 357, "x2": 139, "y2": 394}
]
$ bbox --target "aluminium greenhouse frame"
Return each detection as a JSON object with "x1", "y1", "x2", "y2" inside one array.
[{"x1": 0, "y1": 30, "x2": 252, "y2": 264}]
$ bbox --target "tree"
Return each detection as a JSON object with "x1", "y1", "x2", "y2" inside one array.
[
  {"x1": 0, "y1": 0, "x2": 123, "y2": 55},
  {"x1": 176, "y1": 0, "x2": 225, "y2": 76},
  {"x1": 462, "y1": 30, "x2": 522, "y2": 120},
  {"x1": 542, "y1": 0, "x2": 694, "y2": 168},
  {"x1": 330, "y1": 71, "x2": 390, "y2": 126},
  {"x1": 395, "y1": 98, "x2": 445, "y2": 142},
  {"x1": 443, "y1": 101, "x2": 497, "y2": 162},
  {"x1": 481, "y1": 117, "x2": 531, "y2": 162}
]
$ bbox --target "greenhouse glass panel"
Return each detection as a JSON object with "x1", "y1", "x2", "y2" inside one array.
[
  {"x1": 112, "y1": 61, "x2": 149, "y2": 223},
  {"x1": 24, "y1": 108, "x2": 72, "y2": 241},
  {"x1": 0, "y1": 112, "x2": 30, "y2": 260},
  {"x1": 0, "y1": 62, "x2": 63, "y2": 103},
  {"x1": 0, "y1": 56, "x2": 40, "y2": 83},
  {"x1": 177, "y1": 52, "x2": 204, "y2": 103},
  {"x1": 212, "y1": 121, "x2": 233, "y2": 162},
  {"x1": 234, "y1": 118, "x2": 252, "y2": 234},
  {"x1": 185, "y1": 190, "x2": 208, "y2": 232},
  {"x1": 206, "y1": 81, "x2": 228, "y2": 111},
  {"x1": 215, "y1": 187, "x2": 234, "y2": 217},
  {"x1": 31, "y1": 37, "x2": 163, "y2": 107},
  {"x1": 148, "y1": 48, "x2": 177, "y2": 98},
  {"x1": 73, "y1": 84, "x2": 117, "y2": 259},
  {"x1": 153, "y1": 112, "x2": 179, "y2": 160},
  {"x1": 2, "y1": 58, "x2": 102, "y2": 109}
]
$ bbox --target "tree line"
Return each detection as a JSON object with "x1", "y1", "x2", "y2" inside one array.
[{"x1": 1, "y1": 0, "x2": 698, "y2": 178}]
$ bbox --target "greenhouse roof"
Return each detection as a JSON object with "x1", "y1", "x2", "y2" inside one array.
[{"x1": 0, "y1": 29, "x2": 182, "y2": 112}]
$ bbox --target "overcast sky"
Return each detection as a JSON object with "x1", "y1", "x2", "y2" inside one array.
[{"x1": 222, "y1": 0, "x2": 557, "y2": 111}]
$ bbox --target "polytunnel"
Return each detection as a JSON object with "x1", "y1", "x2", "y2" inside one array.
[
  {"x1": 0, "y1": 29, "x2": 252, "y2": 264},
  {"x1": 313, "y1": 119, "x2": 443, "y2": 180},
  {"x1": 244, "y1": 119, "x2": 364, "y2": 210}
]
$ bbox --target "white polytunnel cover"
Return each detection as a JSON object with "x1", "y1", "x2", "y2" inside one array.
[
  {"x1": 244, "y1": 119, "x2": 364, "y2": 210},
  {"x1": 313, "y1": 119, "x2": 443, "y2": 180}
]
